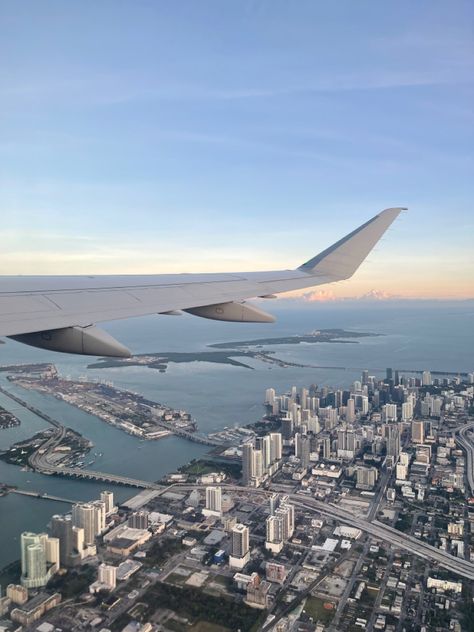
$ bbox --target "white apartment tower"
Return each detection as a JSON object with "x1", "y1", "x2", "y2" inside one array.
[
  {"x1": 203, "y1": 486, "x2": 222, "y2": 517},
  {"x1": 100, "y1": 491, "x2": 115, "y2": 516},
  {"x1": 20, "y1": 532, "x2": 59, "y2": 589}
]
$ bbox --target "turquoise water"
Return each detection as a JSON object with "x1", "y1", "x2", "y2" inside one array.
[{"x1": 0, "y1": 300, "x2": 472, "y2": 568}]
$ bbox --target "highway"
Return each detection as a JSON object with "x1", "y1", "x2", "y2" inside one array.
[
  {"x1": 16, "y1": 437, "x2": 474, "y2": 583},
  {"x1": 288, "y1": 495, "x2": 474, "y2": 581},
  {"x1": 175, "y1": 484, "x2": 474, "y2": 581},
  {"x1": 454, "y1": 420, "x2": 474, "y2": 495}
]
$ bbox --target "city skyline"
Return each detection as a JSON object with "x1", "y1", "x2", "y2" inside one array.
[{"x1": 1, "y1": 2, "x2": 473, "y2": 299}]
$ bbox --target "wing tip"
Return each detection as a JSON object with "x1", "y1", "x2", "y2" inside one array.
[{"x1": 299, "y1": 206, "x2": 405, "y2": 276}]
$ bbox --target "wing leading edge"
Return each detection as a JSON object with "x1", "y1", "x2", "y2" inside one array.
[{"x1": 0, "y1": 207, "x2": 405, "y2": 356}]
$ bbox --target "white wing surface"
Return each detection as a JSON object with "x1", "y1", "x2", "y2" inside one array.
[{"x1": 0, "y1": 207, "x2": 404, "y2": 356}]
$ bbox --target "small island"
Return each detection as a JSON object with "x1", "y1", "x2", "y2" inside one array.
[
  {"x1": 0, "y1": 405, "x2": 20, "y2": 430},
  {"x1": 87, "y1": 328, "x2": 379, "y2": 372}
]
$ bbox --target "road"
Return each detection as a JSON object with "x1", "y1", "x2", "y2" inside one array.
[
  {"x1": 172, "y1": 483, "x2": 474, "y2": 581},
  {"x1": 454, "y1": 420, "x2": 474, "y2": 495}
]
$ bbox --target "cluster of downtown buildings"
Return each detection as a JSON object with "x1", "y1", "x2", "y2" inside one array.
[
  {"x1": 256, "y1": 368, "x2": 473, "y2": 498},
  {"x1": 1, "y1": 366, "x2": 473, "y2": 630},
  {"x1": 0, "y1": 492, "x2": 117, "y2": 626}
]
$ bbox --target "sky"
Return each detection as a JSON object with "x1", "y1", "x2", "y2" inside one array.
[{"x1": 1, "y1": 1, "x2": 473, "y2": 299}]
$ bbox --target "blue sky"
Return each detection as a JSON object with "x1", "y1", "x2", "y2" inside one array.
[{"x1": 1, "y1": 1, "x2": 473, "y2": 298}]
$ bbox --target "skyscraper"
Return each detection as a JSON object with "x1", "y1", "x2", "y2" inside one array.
[
  {"x1": 281, "y1": 417, "x2": 294, "y2": 440},
  {"x1": 269, "y1": 493, "x2": 279, "y2": 516},
  {"x1": 20, "y1": 532, "x2": 59, "y2": 589},
  {"x1": 229, "y1": 524, "x2": 250, "y2": 569},
  {"x1": 265, "y1": 388, "x2": 276, "y2": 405},
  {"x1": 356, "y1": 467, "x2": 378, "y2": 490},
  {"x1": 382, "y1": 403, "x2": 398, "y2": 422},
  {"x1": 72, "y1": 502, "x2": 104, "y2": 546},
  {"x1": 422, "y1": 370, "x2": 432, "y2": 386},
  {"x1": 412, "y1": 420, "x2": 424, "y2": 444},
  {"x1": 50, "y1": 515, "x2": 75, "y2": 568},
  {"x1": 98, "y1": 563, "x2": 116, "y2": 589},
  {"x1": 242, "y1": 442, "x2": 254, "y2": 486},
  {"x1": 100, "y1": 491, "x2": 115, "y2": 516},
  {"x1": 265, "y1": 516, "x2": 284, "y2": 554},
  {"x1": 322, "y1": 436, "x2": 331, "y2": 459},
  {"x1": 275, "y1": 500, "x2": 294, "y2": 541},
  {"x1": 256, "y1": 435, "x2": 271, "y2": 470},
  {"x1": 253, "y1": 449, "x2": 264, "y2": 479},
  {"x1": 204, "y1": 486, "x2": 222, "y2": 517},
  {"x1": 129, "y1": 511, "x2": 149, "y2": 529},
  {"x1": 384, "y1": 424, "x2": 400, "y2": 460},
  {"x1": 295, "y1": 433, "x2": 310, "y2": 469},
  {"x1": 269, "y1": 433, "x2": 282, "y2": 462},
  {"x1": 402, "y1": 401, "x2": 414, "y2": 421},
  {"x1": 346, "y1": 398, "x2": 355, "y2": 423}
]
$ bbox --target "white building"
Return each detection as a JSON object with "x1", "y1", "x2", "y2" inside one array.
[
  {"x1": 203, "y1": 486, "x2": 222, "y2": 517},
  {"x1": 20, "y1": 532, "x2": 59, "y2": 589},
  {"x1": 100, "y1": 491, "x2": 116, "y2": 516},
  {"x1": 89, "y1": 563, "x2": 117, "y2": 593}
]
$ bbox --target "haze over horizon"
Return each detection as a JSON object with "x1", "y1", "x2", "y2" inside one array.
[{"x1": 1, "y1": 1, "x2": 473, "y2": 299}]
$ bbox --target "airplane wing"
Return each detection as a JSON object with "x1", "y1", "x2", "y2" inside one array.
[{"x1": 0, "y1": 207, "x2": 404, "y2": 357}]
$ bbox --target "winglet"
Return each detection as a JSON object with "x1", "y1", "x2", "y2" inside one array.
[{"x1": 299, "y1": 207, "x2": 406, "y2": 281}]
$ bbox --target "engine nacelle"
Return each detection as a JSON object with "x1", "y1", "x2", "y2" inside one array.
[
  {"x1": 10, "y1": 325, "x2": 131, "y2": 358},
  {"x1": 185, "y1": 301, "x2": 275, "y2": 323}
]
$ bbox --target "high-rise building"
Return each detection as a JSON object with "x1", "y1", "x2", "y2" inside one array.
[
  {"x1": 20, "y1": 532, "x2": 59, "y2": 589},
  {"x1": 46, "y1": 538, "x2": 60, "y2": 568},
  {"x1": 253, "y1": 449, "x2": 264, "y2": 480},
  {"x1": 72, "y1": 526, "x2": 85, "y2": 559},
  {"x1": 307, "y1": 415, "x2": 320, "y2": 434},
  {"x1": 275, "y1": 499, "x2": 294, "y2": 541},
  {"x1": 412, "y1": 420, "x2": 424, "y2": 444},
  {"x1": 203, "y1": 486, "x2": 222, "y2": 517},
  {"x1": 229, "y1": 524, "x2": 250, "y2": 569},
  {"x1": 422, "y1": 370, "x2": 432, "y2": 386},
  {"x1": 100, "y1": 491, "x2": 115, "y2": 516},
  {"x1": 356, "y1": 467, "x2": 378, "y2": 490},
  {"x1": 265, "y1": 516, "x2": 284, "y2": 554},
  {"x1": 269, "y1": 493, "x2": 279, "y2": 516},
  {"x1": 382, "y1": 403, "x2": 398, "y2": 422},
  {"x1": 50, "y1": 515, "x2": 75, "y2": 568},
  {"x1": 242, "y1": 442, "x2": 254, "y2": 486},
  {"x1": 337, "y1": 428, "x2": 356, "y2": 458},
  {"x1": 265, "y1": 388, "x2": 276, "y2": 406},
  {"x1": 281, "y1": 416, "x2": 294, "y2": 440},
  {"x1": 399, "y1": 451, "x2": 410, "y2": 466},
  {"x1": 129, "y1": 511, "x2": 149, "y2": 529},
  {"x1": 295, "y1": 433, "x2": 310, "y2": 469},
  {"x1": 322, "y1": 436, "x2": 331, "y2": 459},
  {"x1": 98, "y1": 563, "x2": 116, "y2": 589},
  {"x1": 384, "y1": 424, "x2": 400, "y2": 459},
  {"x1": 90, "y1": 563, "x2": 117, "y2": 593},
  {"x1": 402, "y1": 401, "x2": 413, "y2": 421},
  {"x1": 72, "y1": 502, "x2": 104, "y2": 546},
  {"x1": 256, "y1": 435, "x2": 271, "y2": 470},
  {"x1": 346, "y1": 399, "x2": 355, "y2": 423},
  {"x1": 269, "y1": 433, "x2": 282, "y2": 462}
]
